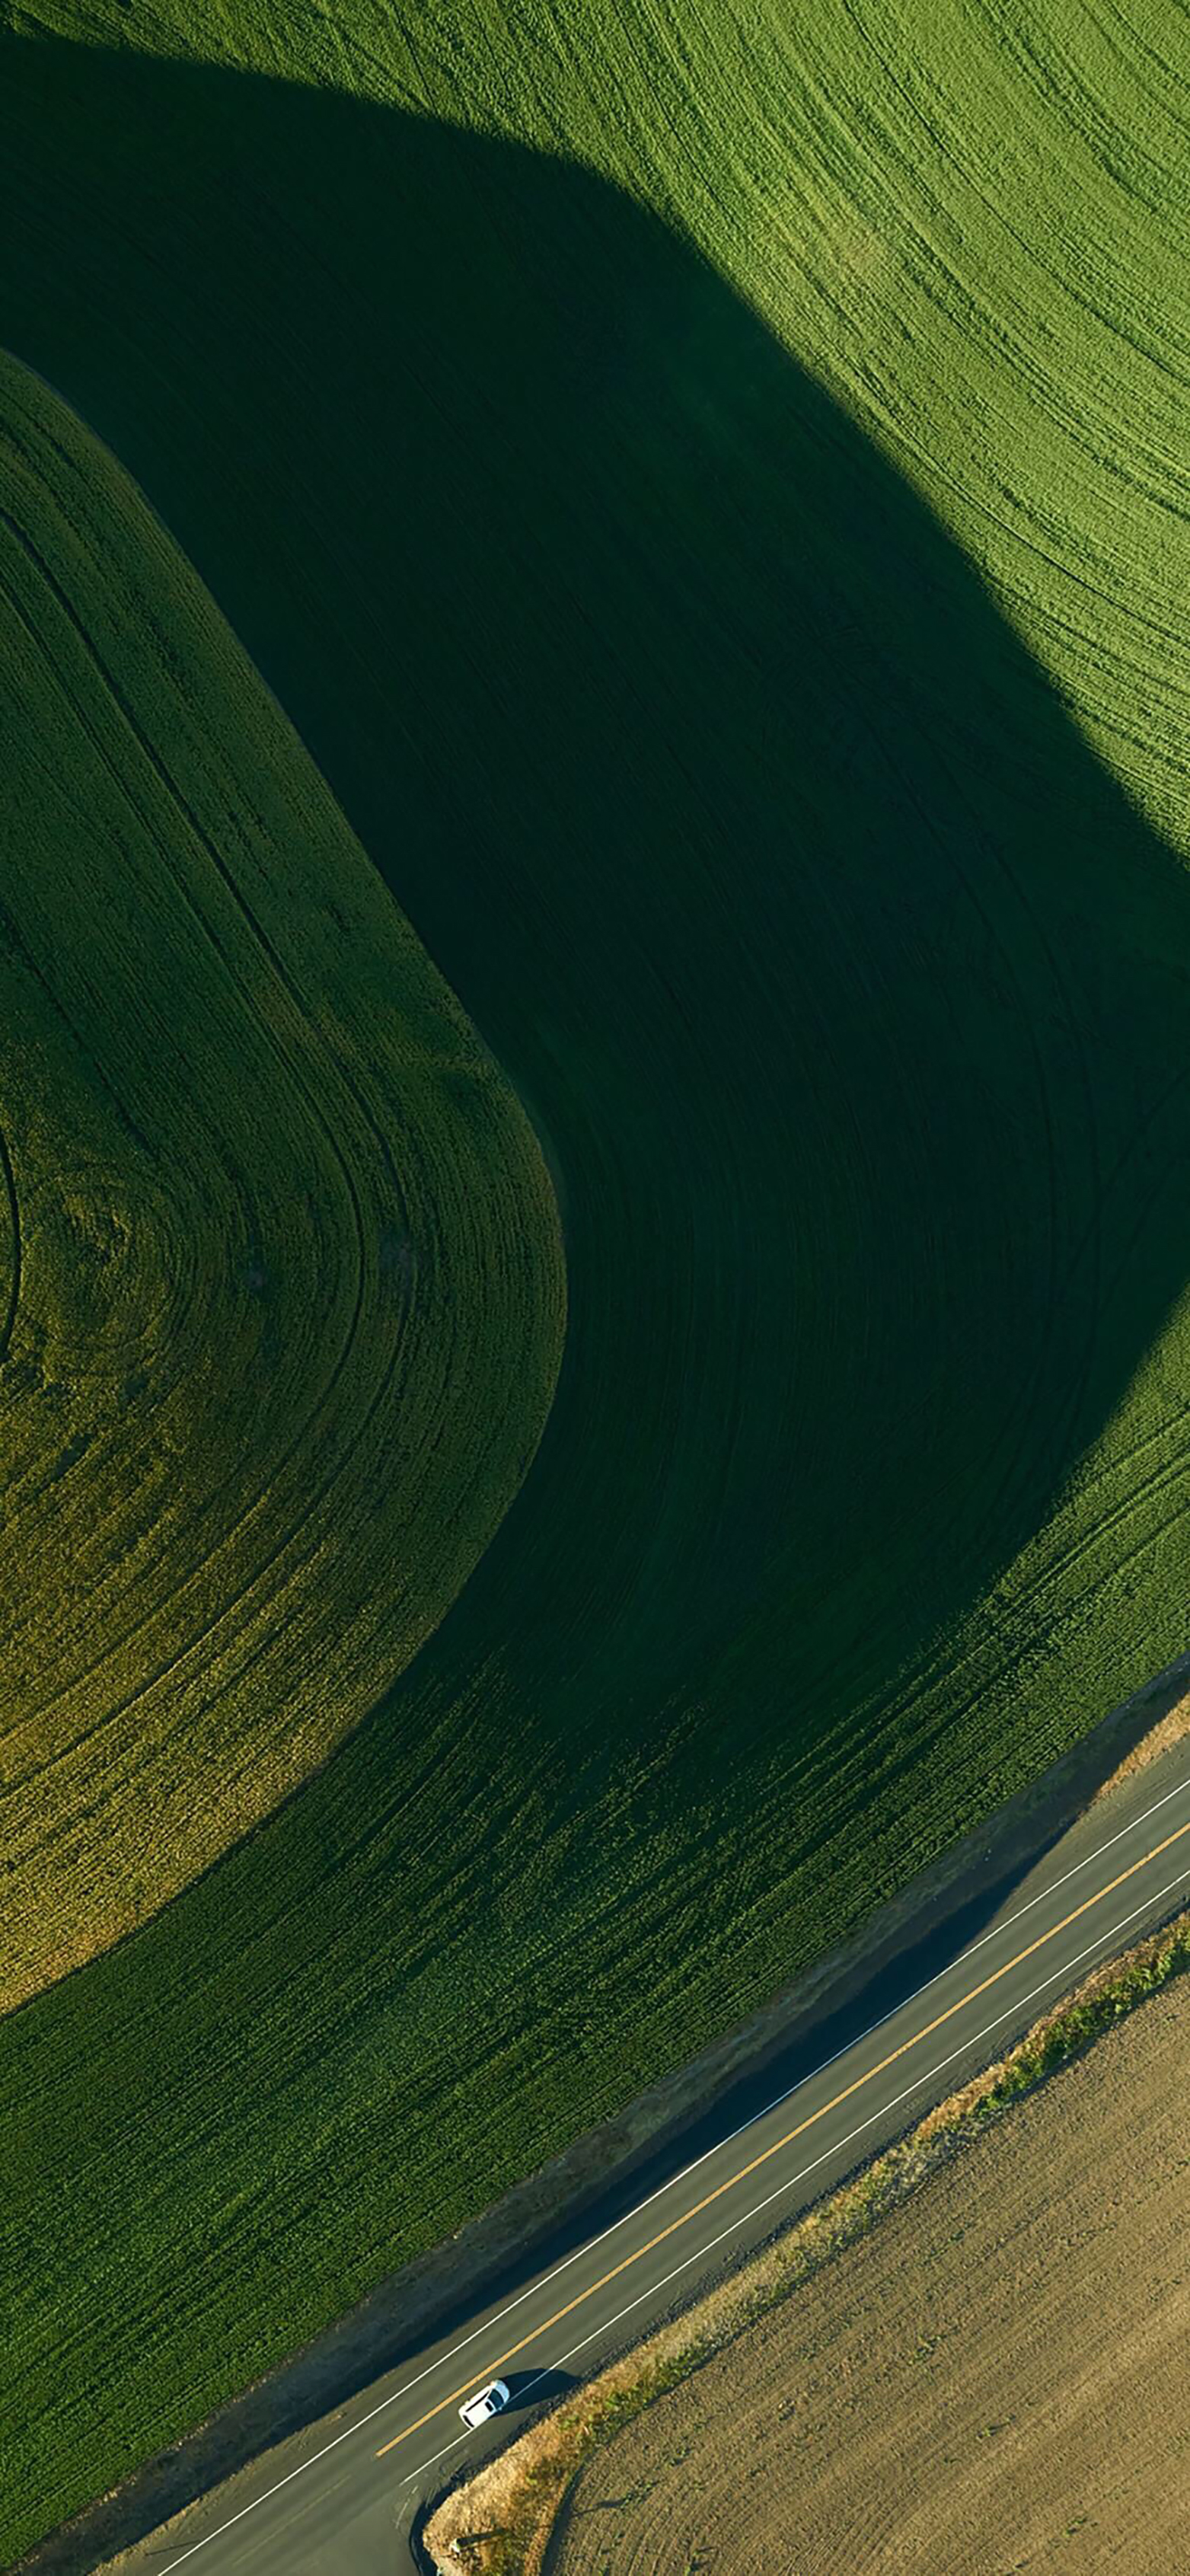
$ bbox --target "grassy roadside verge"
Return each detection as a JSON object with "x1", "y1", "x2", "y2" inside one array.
[{"x1": 425, "y1": 1904, "x2": 1190, "y2": 2575}]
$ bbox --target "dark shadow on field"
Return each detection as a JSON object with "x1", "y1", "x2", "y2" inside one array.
[
  {"x1": 4, "y1": 31, "x2": 1190, "y2": 2571},
  {"x1": 5, "y1": 32, "x2": 1190, "y2": 1824}
]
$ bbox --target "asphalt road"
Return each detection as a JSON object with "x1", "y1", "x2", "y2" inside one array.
[{"x1": 123, "y1": 1742, "x2": 1190, "y2": 2576}]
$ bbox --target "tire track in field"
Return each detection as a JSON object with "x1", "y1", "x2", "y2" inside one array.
[
  {"x1": 0, "y1": 367, "x2": 563, "y2": 2002},
  {"x1": 0, "y1": 1118, "x2": 21, "y2": 1368},
  {"x1": 0, "y1": 404, "x2": 493, "y2": 1781},
  {"x1": 0, "y1": 499, "x2": 377, "y2": 1811}
]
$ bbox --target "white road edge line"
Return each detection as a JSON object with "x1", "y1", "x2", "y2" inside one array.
[
  {"x1": 405, "y1": 1857, "x2": 1190, "y2": 2487},
  {"x1": 155, "y1": 1767, "x2": 1190, "y2": 2568}
]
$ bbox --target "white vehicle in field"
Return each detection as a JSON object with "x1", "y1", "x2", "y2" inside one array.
[{"x1": 458, "y1": 2378, "x2": 510, "y2": 2430}]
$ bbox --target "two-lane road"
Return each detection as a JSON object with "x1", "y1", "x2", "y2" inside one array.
[{"x1": 123, "y1": 1741, "x2": 1190, "y2": 2576}]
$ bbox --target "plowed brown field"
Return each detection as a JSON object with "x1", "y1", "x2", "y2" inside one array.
[{"x1": 554, "y1": 1981, "x2": 1190, "y2": 2576}]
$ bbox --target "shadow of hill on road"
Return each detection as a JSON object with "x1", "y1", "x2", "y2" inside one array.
[{"x1": 3, "y1": 30, "x2": 1190, "y2": 2565}]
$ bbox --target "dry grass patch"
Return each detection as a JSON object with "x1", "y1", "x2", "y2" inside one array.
[
  {"x1": 1091, "y1": 1684, "x2": 1190, "y2": 1802},
  {"x1": 426, "y1": 1908, "x2": 1190, "y2": 2574}
]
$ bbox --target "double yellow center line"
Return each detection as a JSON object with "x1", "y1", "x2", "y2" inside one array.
[{"x1": 378, "y1": 1813, "x2": 1190, "y2": 2458}]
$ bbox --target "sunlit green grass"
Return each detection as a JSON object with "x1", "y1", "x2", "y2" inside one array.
[{"x1": 0, "y1": 350, "x2": 563, "y2": 2007}]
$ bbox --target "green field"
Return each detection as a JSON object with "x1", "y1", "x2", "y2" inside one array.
[
  {"x1": 2, "y1": 0, "x2": 1189, "y2": 2555},
  {"x1": 0, "y1": 348, "x2": 564, "y2": 2016}
]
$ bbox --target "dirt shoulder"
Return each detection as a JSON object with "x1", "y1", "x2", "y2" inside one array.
[
  {"x1": 1092, "y1": 1683, "x2": 1190, "y2": 1801},
  {"x1": 427, "y1": 1909, "x2": 1190, "y2": 2574}
]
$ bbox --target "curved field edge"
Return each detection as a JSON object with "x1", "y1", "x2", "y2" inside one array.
[
  {"x1": 14, "y1": 0, "x2": 1190, "y2": 863},
  {"x1": 0, "y1": 346, "x2": 566, "y2": 2006},
  {"x1": 425, "y1": 1904, "x2": 1190, "y2": 2576},
  {"x1": 2, "y1": 4, "x2": 1190, "y2": 2557}
]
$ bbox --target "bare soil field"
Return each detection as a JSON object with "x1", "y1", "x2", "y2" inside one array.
[{"x1": 551, "y1": 1982, "x2": 1190, "y2": 2576}]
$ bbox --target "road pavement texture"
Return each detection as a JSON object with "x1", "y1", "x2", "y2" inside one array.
[{"x1": 120, "y1": 1742, "x2": 1190, "y2": 2576}]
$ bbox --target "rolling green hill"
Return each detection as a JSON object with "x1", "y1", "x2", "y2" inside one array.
[
  {"x1": 0, "y1": 347, "x2": 564, "y2": 2009},
  {"x1": 2, "y1": 0, "x2": 1189, "y2": 2553}
]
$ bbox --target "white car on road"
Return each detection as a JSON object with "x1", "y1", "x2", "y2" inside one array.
[{"x1": 458, "y1": 2379, "x2": 510, "y2": 2430}]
